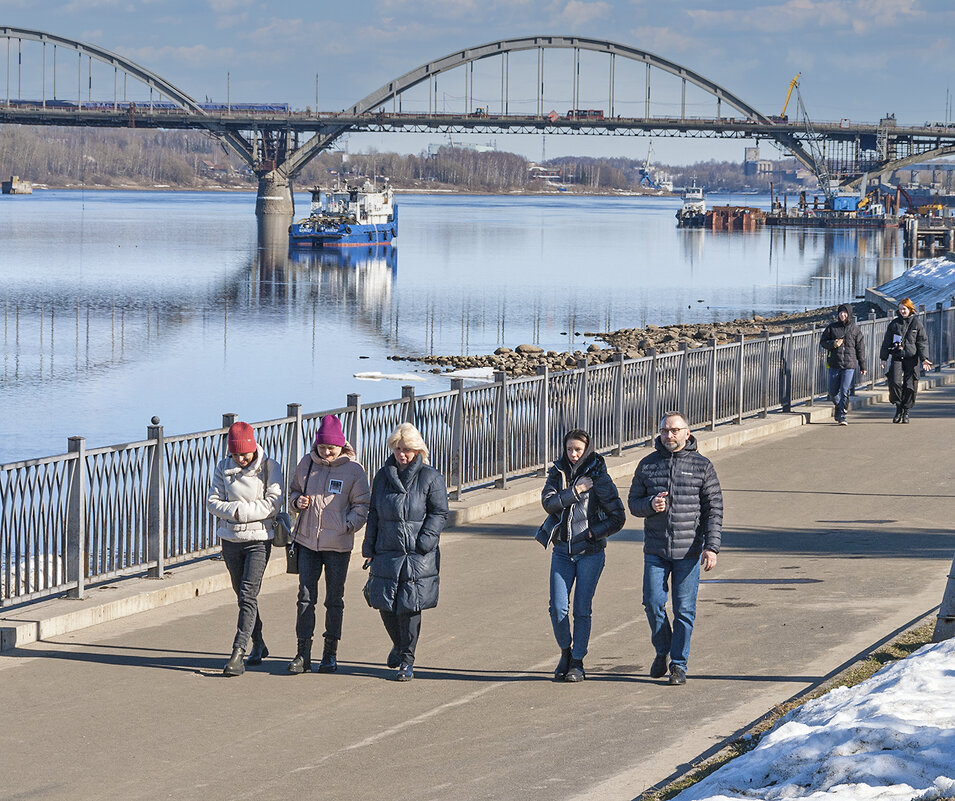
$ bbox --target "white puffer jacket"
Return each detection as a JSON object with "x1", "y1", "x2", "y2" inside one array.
[{"x1": 207, "y1": 446, "x2": 285, "y2": 542}]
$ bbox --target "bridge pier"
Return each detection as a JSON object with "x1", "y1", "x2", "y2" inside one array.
[{"x1": 255, "y1": 171, "x2": 294, "y2": 218}]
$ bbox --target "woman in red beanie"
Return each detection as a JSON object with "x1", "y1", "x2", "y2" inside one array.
[
  {"x1": 207, "y1": 421, "x2": 285, "y2": 676},
  {"x1": 287, "y1": 414, "x2": 370, "y2": 674}
]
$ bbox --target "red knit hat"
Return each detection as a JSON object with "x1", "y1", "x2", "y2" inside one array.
[
  {"x1": 227, "y1": 421, "x2": 256, "y2": 454},
  {"x1": 315, "y1": 415, "x2": 346, "y2": 447}
]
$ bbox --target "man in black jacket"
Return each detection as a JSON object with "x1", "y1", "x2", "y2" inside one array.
[
  {"x1": 628, "y1": 411, "x2": 723, "y2": 686},
  {"x1": 820, "y1": 304, "x2": 867, "y2": 425}
]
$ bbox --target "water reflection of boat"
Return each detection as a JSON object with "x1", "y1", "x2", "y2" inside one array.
[
  {"x1": 288, "y1": 243, "x2": 397, "y2": 274},
  {"x1": 289, "y1": 183, "x2": 397, "y2": 248},
  {"x1": 676, "y1": 180, "x2": 706, "y2": 227}
]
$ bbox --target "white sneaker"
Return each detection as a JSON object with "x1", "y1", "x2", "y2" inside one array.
[{"x1": 839, "y1": 419, "x2": 848, "y2": 426}]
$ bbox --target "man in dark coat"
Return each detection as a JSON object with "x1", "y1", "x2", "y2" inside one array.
[
  {"x1": 628, "y1": 411, "x2": 723, "y2": 686},
  {"x1": 820, "y1": 303, "x2": 867, "y2": 425}
]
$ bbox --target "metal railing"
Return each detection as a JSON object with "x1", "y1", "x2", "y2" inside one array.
[{"x1": 3, "y1": 305, "x2": 953, "y2": 607}]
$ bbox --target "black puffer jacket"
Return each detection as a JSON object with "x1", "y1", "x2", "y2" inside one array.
[
  {"x1": 362, "y1": 454, "x2": 449, "y2": 614},
  {"x1": 879, "y1": 313, "x2": 929, "y2": 362},
  {"x1": 820, "y1": 313, "x2": 866, "y2": 370},
  {"x1": 628, "y1": 435, "x2": 723, "y2": 560},
  {"x1": 538, "y1": 444, "x2": 626, "y2": 555}
]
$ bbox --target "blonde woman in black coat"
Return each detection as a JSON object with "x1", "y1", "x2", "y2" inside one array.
[
  {"x1": 880, "y1": 298, "x2": 931, "y2": 423},
  {"x1": 362, "y1": 423, "x2": 449, "y2": 682}
]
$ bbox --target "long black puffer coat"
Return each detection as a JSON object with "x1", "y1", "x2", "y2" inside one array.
[
  {"x1": 538, "y1": 442, "x2": 626, "y2": 555},
  {"x1": 628, "y1": 435, "x2": 723, "y2": 561},
  {"x1": 362, "y1": 454, "x2": 449, "y2": 614},
  {"x1": 879, "y1": 313, "x2": 929, "y2": 363}
]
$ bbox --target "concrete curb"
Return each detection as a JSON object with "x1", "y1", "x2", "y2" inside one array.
[{"x1": 3, "y1": 368, "x2": 953, "y2": 653}]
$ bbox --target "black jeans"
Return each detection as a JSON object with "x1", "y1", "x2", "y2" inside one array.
[
  {"x1": 887, "y1": 356, "x2": 919, "y2": 410},
  {"x1": 379, "y1": 609, "x2": 421, "y2": 665},
  {"x1": 295, "y1": 546, "x2": 351, "y2": 642},
  {"x1": 221, "y1": 539, "x2": 272, "y2": 651}
]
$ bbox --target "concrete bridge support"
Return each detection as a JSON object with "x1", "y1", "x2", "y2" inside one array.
[{"x1": 255, "y1": 171, "x2": 294, "y2": 218}]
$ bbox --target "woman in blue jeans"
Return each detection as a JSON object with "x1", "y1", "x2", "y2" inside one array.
[
  {"x1": 538, "y1": 429, "x2": 625, "y2": 682},
  {"x1": 207, "y1": 421, "x2": 285, "y2": 676}
]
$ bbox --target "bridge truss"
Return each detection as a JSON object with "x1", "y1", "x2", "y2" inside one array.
[{"x1": 1, "y1": 29, "x2": 954, "y2": 205}]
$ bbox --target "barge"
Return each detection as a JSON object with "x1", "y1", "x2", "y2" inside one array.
[{"x1": 289, "y1": 183, "x2": 396, "y2": 248}]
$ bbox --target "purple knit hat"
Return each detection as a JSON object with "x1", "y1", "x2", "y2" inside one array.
[{"x1": 315, "y1": 415, "x2": 346, "y2": 447}]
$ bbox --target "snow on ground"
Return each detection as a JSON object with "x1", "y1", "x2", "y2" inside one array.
[
  {"x1": 908, "y1": 257, "x2": 955, "y2": 289},
  {"x1": 675, "y1": 638, "x2": 955, "y2": 801}
]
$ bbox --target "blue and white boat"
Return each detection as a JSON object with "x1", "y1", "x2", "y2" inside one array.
[{"x1": 289, "y1": 183, "x2": 397, "y2": 248}]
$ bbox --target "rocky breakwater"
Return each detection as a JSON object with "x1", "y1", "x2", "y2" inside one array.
[{"x1": 388, "y1": 302, "x2": 878, "y2": 377}]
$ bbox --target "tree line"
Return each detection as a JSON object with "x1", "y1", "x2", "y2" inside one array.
[{"x1": 0, "y1": 125, "x2": 797, "y2": 192}]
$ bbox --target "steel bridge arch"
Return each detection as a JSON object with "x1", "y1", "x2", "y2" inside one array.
[
  {"x1": 0, "y1": 26, "x2": 251, "y2": 158},
  {"x1": 284, "y1": 34, "x2": 817, "y2": 176}
]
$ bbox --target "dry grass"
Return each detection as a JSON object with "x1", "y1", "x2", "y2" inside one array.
[{"x1": 637, "y1": 620, "x2": 938, "y2": 801}]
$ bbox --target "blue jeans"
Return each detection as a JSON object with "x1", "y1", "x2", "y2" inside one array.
[
  {"x1": 221, "y1": 539, "x2": 272, "y2": 651},
  {"x1": 549, "y1": 547, "x2": 606, "y2": 660},
  {"x1": 827, "y1": 367, "x2": 855, "y2": 420},
  {"x1": 642, "y1": 553, "x2": 701, "y2": 672},
  {"x1": 295, "y1": 546, "x2": 351, "y2": 642}
]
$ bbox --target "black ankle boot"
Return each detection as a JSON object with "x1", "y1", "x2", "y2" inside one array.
[
  {"x1": 893, "y1": 405, "x2": 903, "y2": 423},
  {"x1": 246, "y1": 636, "x2": 269, "y2": 666},
  {"x1": 287, "y1": 638, "x2": 313, "y2": 674},
  {"x1": 317, "y1": 637, "x2": 338, "y2": 673},
  {"x1": 554, "y1": 647, "x2": 573, "y2": 681},
  {"x1": 901, "y1": 408, "x2": 910, "y2": 423},
  {"x1": 564, "y1": 658, "x2": 585, "y2": 682},
  {"x1": 223, "y1": 647, "x2": 246, "y2": 677}
]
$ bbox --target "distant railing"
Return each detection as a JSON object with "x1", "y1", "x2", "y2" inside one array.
[{"x1": 3, "y1": 305, "x2": 953, "y2": 607}]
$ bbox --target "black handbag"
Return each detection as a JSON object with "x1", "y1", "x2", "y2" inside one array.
[{"x1": 286, "y1": 542, "x2": 299, "y2": 574}]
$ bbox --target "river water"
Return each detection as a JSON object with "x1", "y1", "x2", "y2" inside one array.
[{"x1": 0, "y1": 189, "x2": 904, "y2": 462}]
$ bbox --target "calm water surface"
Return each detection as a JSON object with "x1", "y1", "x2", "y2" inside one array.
[{"x1": 0, "y1": 189, "x2": 905, "y2": 461}]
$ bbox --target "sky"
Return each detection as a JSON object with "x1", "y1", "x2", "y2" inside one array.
[
  {"x1": 1, "y1": 0, "x2": 953, "y2": 164},
  {"x1": 673, "y1": 636, "x2": 955, "y2": 801}
]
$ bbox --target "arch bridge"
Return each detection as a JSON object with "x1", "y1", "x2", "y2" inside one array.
[{"x1": 2, "y1": 28, "x2": 953, "y2": 216}]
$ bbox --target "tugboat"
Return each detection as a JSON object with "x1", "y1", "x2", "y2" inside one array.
[
  {"x1": 289, "y1": 182, "x2": 397, "y2": 248},
  {"x1": 675, "y1": 180, "x2": 706, "y2": 227}
]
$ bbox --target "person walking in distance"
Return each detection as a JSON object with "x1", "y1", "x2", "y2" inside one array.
[
  {"x1": 880, "y1": 298, "x2": 931, "y2": 424},
  {"x1": 628, "y1": 411, "x2": 723, "y2": 686},
  {"x1": 207, "y1": 422, "x2": 285, "y2": 677},
  {"x1": 538, "y1": 429, "x2": 626, "y2": 682},
  {"x1": 287, "y1": 415, "x2": 370, "y2": 675},
  {"x1": 362, "y1": 423, "x2": 449, "y2": 681},
  {"x1": 820, "y1": 303, "x2": 867, "y2": 425}
]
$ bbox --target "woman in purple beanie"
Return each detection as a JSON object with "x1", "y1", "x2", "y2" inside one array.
[{"x1": 287, "y1": 415, "x2": 371, "y2": 674}]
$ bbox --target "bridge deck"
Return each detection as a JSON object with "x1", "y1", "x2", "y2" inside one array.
[{"x1": 2, "y1": 375, "x2": 954, "y2": 801}]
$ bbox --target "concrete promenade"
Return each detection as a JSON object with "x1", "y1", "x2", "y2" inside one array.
[{"x1": 2, "y1": 374, "x2": 954, "y2": 801}]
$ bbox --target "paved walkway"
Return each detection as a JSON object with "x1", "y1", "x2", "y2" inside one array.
[{"x1": 2, "y1": 375, "x2": 954, "y2": 801}]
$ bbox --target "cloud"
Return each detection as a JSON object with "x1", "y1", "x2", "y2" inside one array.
[
  {"x1": 629, "y1": 25, "x2": 697, "y2": 56},
  {"x1": 554, "y1": 0, "x2": 612, "y2": 27},
  {"x1": 120, "y1": 43, "x2": 236, "y2": 70}
]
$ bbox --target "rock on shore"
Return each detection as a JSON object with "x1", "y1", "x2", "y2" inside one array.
[{"x1": 389, "y1": 302, "x2": 881, "y2": 377}]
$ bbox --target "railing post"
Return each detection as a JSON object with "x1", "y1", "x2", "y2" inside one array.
[
  {"x1": 648, "y1": 348, "x2": 658, "y2": 440},
  {"x1": 736, "y1": 333, "x2": 745, "y2": 423},
  {"x1": 808, "y1": 324, "x2": 816, "y2": 406},
  {"x1": 66, "y1": 436, "x2": 86, "y2": 600},
  {"x1": 613, "y1": 351, "x2": 624, "y2": 456},
  {"x1": 760, "y1": 328, "x2": 770, "y2": 418},
  {"x1": 146, "y1": 417, "x2": 165, "y2": 580},
  {"x1": 285, "y1": 403, "x2": 302, "y2": 492},
  {"x1": 536, "y1": 364, "x2": 550, "y2": 475},
  {"x1": 708, "y1": 338, "x2": 718, "y2": 431},
  {"x1": 494, "y1": 371, "x2": 507, "y2": 489},
  {"x1": 221, "y1": 412, "x2": 237, "y2": 457},
  {"x1": 678, "y1": 342, "x2": 688, "y2": 414},
  {"x1": 346, "y1": 394, "x2": 362, "y2": 463},
  {"x1": 576, "y1": 358, "x2": 589, "y2": 430},
  {"x1": 401, "y1": 385, "x2": 416, "y2": 424},
  {"x1": 936, "y1": 302, "x2": 944, "y2": 371},
  {"x1": 867, "y1": 311, "x2": 877, "y2": 388},
  {"x1": 450, "y1": 378, "x2": 465, "y2": 501},
  {"x1": 783, "y1": 326, "x2": 794, "y2": 413}
]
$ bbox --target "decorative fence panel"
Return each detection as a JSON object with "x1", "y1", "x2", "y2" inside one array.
[{"x1": 3, "y1": 308, "x2": 954, "y2": 606}]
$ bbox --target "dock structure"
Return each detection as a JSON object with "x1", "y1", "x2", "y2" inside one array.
[
  {"x1": 706, "y1": 205, "x2": 765, "y2": 231},
  {"x1": 903, "y1": 214, "x2": 955, "y2": 258}
]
